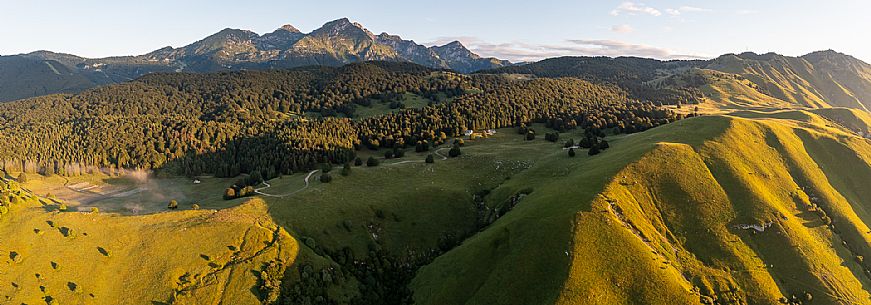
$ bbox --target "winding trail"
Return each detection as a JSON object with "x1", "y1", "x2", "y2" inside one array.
[
  {"x1": 434, "y1": 147, "x2": 449, "y2": 160},
  {"x1": 254, "y1": 148, "x2": 449, "y2": 198},
  {"x1": 254, "y1": 170, "x2": 318, "y2": 198}
]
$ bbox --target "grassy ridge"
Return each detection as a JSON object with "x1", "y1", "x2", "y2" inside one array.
[
  {"x1": 4, "y1": 109, "x2": 871, "y2": 304},
  {"x1": 413, "y1": 111, "x2": 871, "y2": 304}
]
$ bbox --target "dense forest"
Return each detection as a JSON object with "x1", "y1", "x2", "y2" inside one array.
[
  {"x1": 482, "y1": 56, "x2": 708, "y2": 106},
  {"x1": 0, "y1": 62, "x2": 684, "y2": 185}
]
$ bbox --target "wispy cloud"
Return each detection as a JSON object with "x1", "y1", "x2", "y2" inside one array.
[
  {"x1": 611, "y1": 24, "x2": 635, "y2": 34},
  {"x1": 426, "y1": 37, "x2": 708, "y2": 62},
  {"x1": 665, "y1": 6, "x2": 712, "y2": 16},
  {"x1": 610, "y1": 2, "x2": 662, "y2": 16}
]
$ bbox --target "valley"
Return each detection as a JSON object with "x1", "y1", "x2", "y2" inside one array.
[{"x1": 2, "y1": 11, "x2": 871, "y2": 305}]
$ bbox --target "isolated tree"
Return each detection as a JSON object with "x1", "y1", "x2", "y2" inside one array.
[
  {"x1": 321, "y1": 163, "x2": 333, "y2": 173},
  {"x1": 568, "y1": 148, "x2": 576, "y2": 157},
  {"x1": 168, "y1": 200, "x2": 179, "y2": 210},
  {"x1": 320, "y1": 173, "x2": 333, "y2": 183},
  {"x1": 367, "y1": 156, "x2": 379, "y2": 167},
  {"x1": 425, "y1": 154, "x2": 435, "y2": 163},
  {"x1": 526, "y1": 130, "x2": 536, "y2": 141},
  {"x1": 384, "y1": 150, "x2": 394, "y2": 159},
  {"x1": 223, "y1": 188, "x2": 236, "y2": 200},
  {"x1": 341, "y1": 163, "x2": 351, "y2": 176},
  {"x1": 449, "y1": 145, "x2": 462, "y2": 158},
  {"x1": 588, "y1": 145, "x2": 601, "y2": 156},
  {"x1": 191, "y1": 203, "x2": 201, "y2": 210},
  {"x1": 354, "y1": 157, "x2": 363, "y2": 166},
  {"x1": 564, "y1": 138, "x2": 575, "y2": 148}
]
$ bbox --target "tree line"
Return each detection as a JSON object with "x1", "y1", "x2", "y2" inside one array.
[{"x1": 0, "y1": 62, "x2": 686, "y2": 184}]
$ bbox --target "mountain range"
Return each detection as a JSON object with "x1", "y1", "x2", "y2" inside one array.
[
  {"x1": 0, "y1": 18, "x2": 508, "y2": 102},
  {"x1": 488, "y1": 50, "x2": 871, "y2": 111}
]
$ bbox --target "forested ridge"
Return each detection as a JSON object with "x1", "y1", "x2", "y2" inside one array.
[
  {"x1": 482, "y1": 56, "x2": 708, "y2": 105},
  {"x1": 0, "y1": 61, "x2": 683, "y2": 183}
]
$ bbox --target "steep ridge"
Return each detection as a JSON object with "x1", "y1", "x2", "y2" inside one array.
[
  {"x1": 413, "y1": 110, "x2": 871, "y2": 305},
  {"x1": 705, "y1": 51, "x2": 871, "y2": 111}
]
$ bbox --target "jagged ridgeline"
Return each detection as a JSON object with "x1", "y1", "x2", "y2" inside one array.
[{"x1": 0, "y1": 62, "x2": 681, "y2": 179}]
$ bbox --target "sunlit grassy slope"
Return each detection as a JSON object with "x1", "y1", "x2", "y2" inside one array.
[
  {"x1": 0, "y1": 186, "x2": 301, "y2": 305},
  {"x1": 4, "y1": 109, "x2": 871, "y2": 304},
  {"x1": 413, "y1": 110, "x2": 871, "y2": 305}
]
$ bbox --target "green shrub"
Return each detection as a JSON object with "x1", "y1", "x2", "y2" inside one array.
[
  {"x1": 320, "y1": 173, "x2": 333, "y2": 183},
  {"x1": 367, "y1": 157, "x2": 379, "y2": 167}
]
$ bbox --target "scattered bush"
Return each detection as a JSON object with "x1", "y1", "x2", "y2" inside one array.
[
  {"x1": 568, "y1": 148, "x2": 576, "y2": 157},
  {"x1": 320, "y1": 173, "x2": 333, "y2": 183},
  {"x1": 545, "y1": 132, "x2": 560, "y2": 142},
  {"x1": 449, "y1": 145, "x2": 461, "y2": 158},
  {"x1": 425, "y1": 154, "x2": 435, "y2": 163},
  {"x1": 354, "y1": 157, "x2": 363, "y2": 166},
  {"x1": 168, "y1": 200, "x2": 178, "y2": 210},
  {"x1": 223, "y1": 188, "x2": 236, "y2": 200},
  {"x1": 341, "y1": 163, "x2": 351, "y2": 176},
  {"x1": 191, "y1": 203, "x2": 201, "y2": 210},
  {"x1": 588, "y1": 145, "x2": 601, "y2": 156},
  {"x1": 320, "y1": 163, "x2": 333, "y2": 173},
  {"x1": 16, "y1": 173, "x2": 27, "y2": 183},
  {"x1": 367, "y1": 157, "x2": 379, "y2": 167}
]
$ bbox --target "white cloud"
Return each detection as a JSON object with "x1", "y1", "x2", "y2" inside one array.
[
  {"x1": 427, "y1": 36, "x2": 708, "y2": 62},
  {"x1": 611, "y1": 24, "x2": 635, "y2": 34},
  {"x1": 610, "y1": 2, "x2": 662, "y2": 16},
  {"x1": 666, "y1": 6, "x2": 712, "y2": 16},
  {"x1": 736, "y1": 9, "x2": 759, "y2": 15}
]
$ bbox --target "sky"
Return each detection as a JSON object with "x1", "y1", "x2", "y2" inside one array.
[{"x1": 1, "y1": 0, "x2": 869, "y2": 63}]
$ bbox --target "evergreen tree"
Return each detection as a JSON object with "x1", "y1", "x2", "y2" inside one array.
[
  {"x1": 449, "y1": 145, "x2": 462, "y2": 158},
  {"x1": 568, "y1": 148, "x2": 576, "y2": 157},
  {"x1": 588, "y1": 145, "x2": 601, "y2": 156},
  {"x1": 354, "y1": 157, "x2": 363, "y2": 166},
  {"x1": 367, "y1": 157, "x2": 380, "y2": 167},
  {"x1": 425, "y1": 154, "x2": 435, "y2": 163},
  {"x1": 341, "y1": 163, "x2": 351, "y2": 176},
  {"x1": 320, "y1": 173, "x2": 333, "y2": 183}
]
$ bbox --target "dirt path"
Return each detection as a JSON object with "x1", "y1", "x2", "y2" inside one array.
[
  {"x1": 255, "y1": 148, "x2": 448, "y2": 198},
  {"x1": 254, "y1": 170, "x2": 318, "y2": 198},
  {"x1": 434, "y1": 147, "x2": 449, "y2": 160}
]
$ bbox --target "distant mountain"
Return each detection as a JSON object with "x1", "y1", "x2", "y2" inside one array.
[
  {"x1": 0, "y1": 55, "x2": 98, "y2": 101},
  {"x1": 706, "y1": 50, "x2": 871, "y2": 111},
  {"x1": 0, "y1": 18, "x2": 508, "y2": 102},
  {"x1": 484, "y1": 51, "x2": 871, "y2": 111}
]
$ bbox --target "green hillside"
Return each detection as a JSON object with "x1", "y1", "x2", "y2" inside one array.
[
  {"x1": 413, "y1": 110, "x2": 871, "y2": 305},
  {"x1": 4, "y1": 108, "x2": 871, "y2": 304},
  {"x1": 705, "y1": 51, "x2": 871, "y2": 111},
  {"x1": 0, "y1": 56, "x2": 97, "y2": 102}
]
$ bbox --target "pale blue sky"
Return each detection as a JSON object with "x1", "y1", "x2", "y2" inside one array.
[{"x1": 1, "y1": 0, "x2": 869, "y2": 62}]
